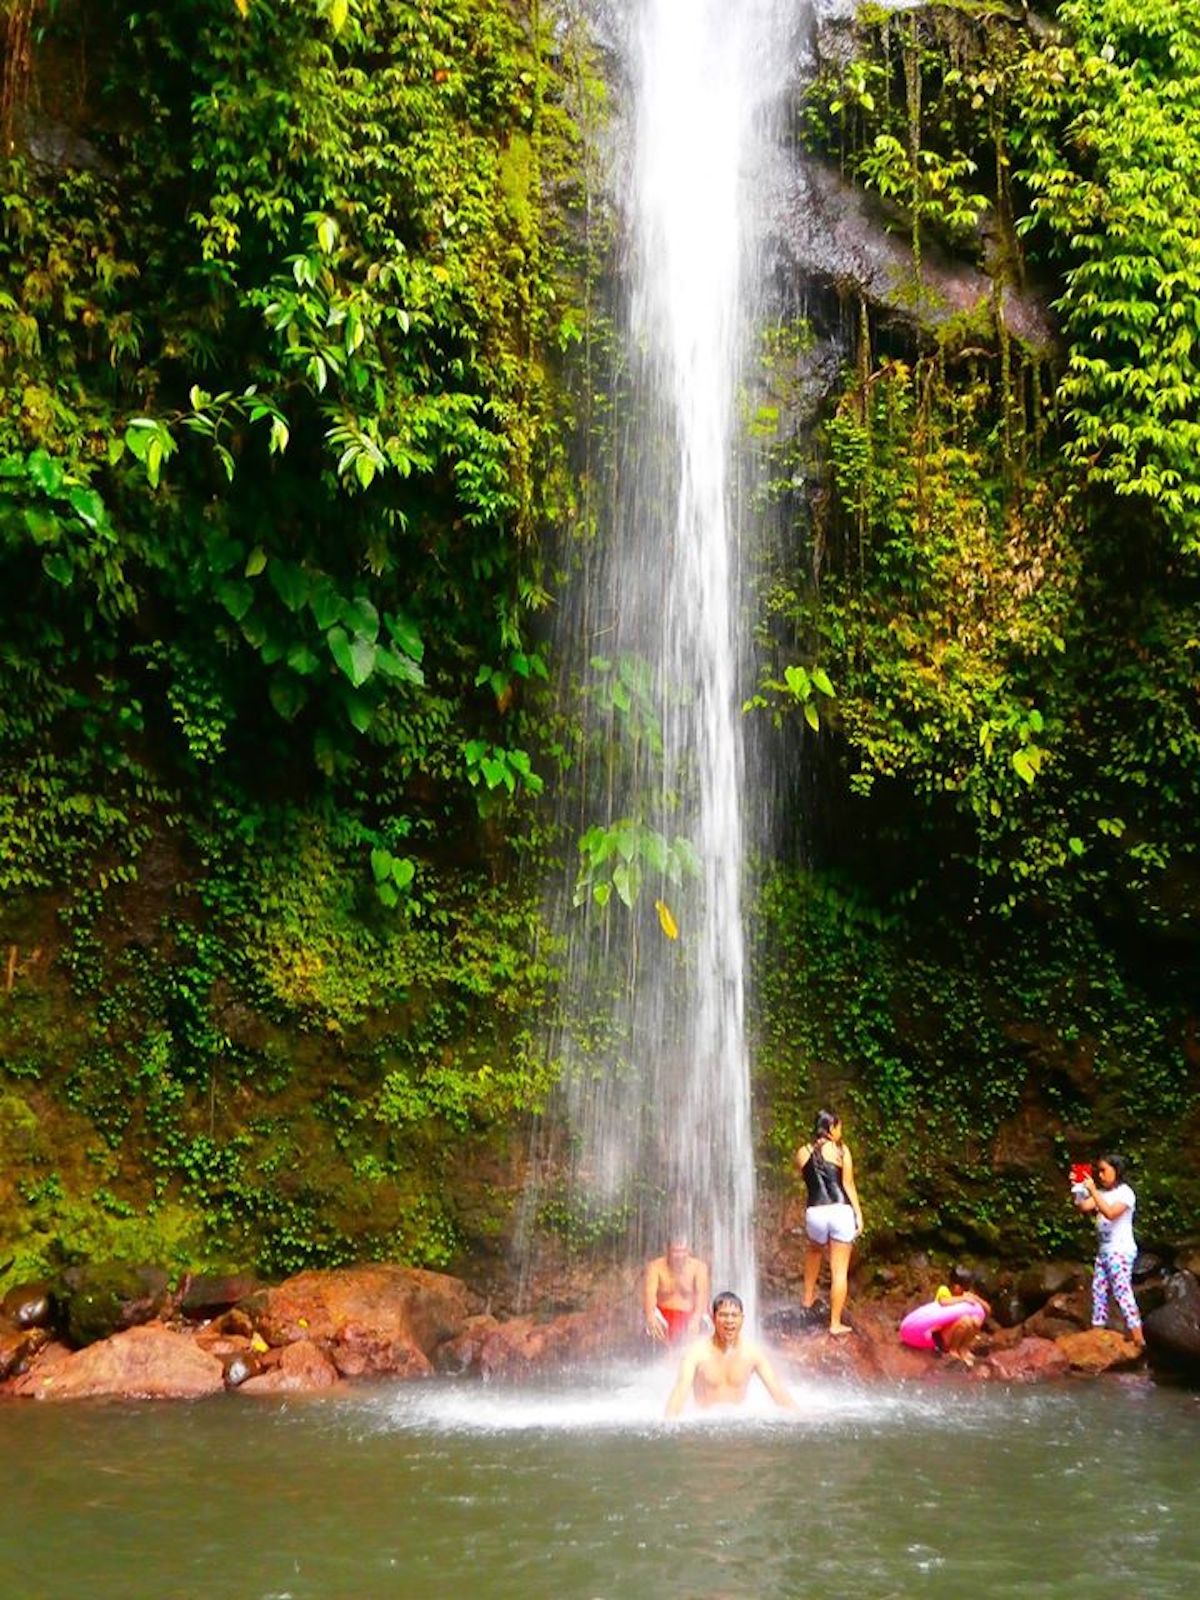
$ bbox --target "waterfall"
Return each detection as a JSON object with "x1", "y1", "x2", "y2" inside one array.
[{"x1": 531, "y1": 0, "x2": 796, "y2": 1326}]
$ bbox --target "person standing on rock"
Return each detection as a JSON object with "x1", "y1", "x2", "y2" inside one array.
[
  {"x1": 795, "y1": 1109, "x2": 863, "y2": 1336},
  {"x1": 643, "y1": 1230, "x2": 710, "y2": 1344},
  {"x1": 665, "y1": 1291, "x2": 797, "y2": 1415},
  {"x1": 1075, "y1": 1153, "x2": 1145, "y2": 1349}
]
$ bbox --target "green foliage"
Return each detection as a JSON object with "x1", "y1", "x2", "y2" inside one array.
[
  {"x1": 0, "y1": 0, "x2": 598, "y2": 1281},
  {"x1": 573, "y1": 820, "x2": 701, "y2": 910},
  {"x1": 754, "y1": 866, "x2": 1198, "y2": 1256},
  {"x1": 1016, "y1": 1, "x2": 1200, "y2": 550}
]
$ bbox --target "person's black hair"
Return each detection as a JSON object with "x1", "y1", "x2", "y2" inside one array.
[
  {"x1": 949, "y1": 1264, "x2": 976, "y2": 1291},
  {"x1": 808, "y1": 1109, "x2": 840, "y2": 1174},
  {"x1": 1097, "y1": 1152, "x2": 1128, "y2": 1184},
  {"x1": 813, "y1": 1108, "x2": 840, "y2": 1142},
  {"x1": 712, "y1": 1290, "x2": 743, "y2": 1315}
]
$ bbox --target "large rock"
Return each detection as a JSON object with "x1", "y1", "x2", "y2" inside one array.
[
  {"x1": 2, "y1": 1281, "x2": 54, "y2": 1330},
  {"x1": 1144, "y1": 1271, "x2": 1200, "y2": 1374},
  {"x1": 1016, "y1": 1263, "x2": 1086, "y2": 1319},
  {"x1": 1056, "y1": 1328, "x2": 1143, "y2": 1375},
  {"x1": 179, "y1": 1272, "x2": 261, "y2": 1322},
  {"x1": 435, "y1": 1309, "x2": 612, "y2": 1379},
  {"x1": 59, "y1": 1264, "x2": 170, "y2": 1347},
  {"x1": 253, "y1": 1265, "x2": 482, "y2": 1376},
  {"x1": 10, "y1": 1323, "x2": 224, "y2": 1400},
  {"x1": 0, "y1": 1318, "x2": 50, "y2": 1380},
  {"x1": 237, "y1": 1339, "x2": 341, "y2": 1395},
  {"x1": 1023, "y1": 1287, "x2": 1091, "y2": 1340},
  {"x1": 770, "y1": 156, "x2": 1055, "y2": 349},
  {"x1": 985, "y1": 1337, "x2": 1071, "y2": 1383}
]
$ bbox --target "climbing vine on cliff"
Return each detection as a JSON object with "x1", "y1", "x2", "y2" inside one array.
[{"x1": 0, "y1": 0, "x2": 598, "y2": 1280}]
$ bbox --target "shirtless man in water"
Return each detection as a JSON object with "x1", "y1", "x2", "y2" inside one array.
[
  {"x1": 665, "y1": 1292, "x2": 797, "y2": 1416},
  {"x1": 643, "y1": 1232, "x2": 710, "y2": 1345}
]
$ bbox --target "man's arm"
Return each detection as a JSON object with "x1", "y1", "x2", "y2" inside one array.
[
  {"x1": 665, "y1": 1343, "x2": 701, "y2": 1417},
  {"x1": 644, "y1": 1259, "x2": 667, "y2": 1341},
  {"x1": 753, "y1": 1344, "x2": 798, "y2": 1411}
]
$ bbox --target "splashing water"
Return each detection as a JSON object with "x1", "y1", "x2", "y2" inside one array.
[{"x1": 532, "y1": 1, "x2": 798, "y2": 1321}]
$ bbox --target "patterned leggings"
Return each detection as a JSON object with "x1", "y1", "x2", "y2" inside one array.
[{"x1": 1092, "y1": 1251, "x2": 1141, "y2": 1332}]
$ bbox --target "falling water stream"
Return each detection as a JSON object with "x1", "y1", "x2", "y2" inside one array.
[{"x1": 536, "y1": 0, "x2": 798, "y2": 1311}]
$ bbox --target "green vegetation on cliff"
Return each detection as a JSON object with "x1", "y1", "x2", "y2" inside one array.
[
  {"x1": 0, "y1": 0, "x2": 596, "y2": 1282},
  {"x1": 751, "y1": 0, "x2": 1199, "y2": 1254}
]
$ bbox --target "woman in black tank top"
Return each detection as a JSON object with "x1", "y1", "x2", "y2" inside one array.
[{"x1": 794, "y1": 1109, "x2": 864, "y2": 1335}]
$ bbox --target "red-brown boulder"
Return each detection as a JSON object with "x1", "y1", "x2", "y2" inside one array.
[
  {"x1": 0, "y1": 1318, "x2": 50, "y2": 1381},
  {"x1": 1055, "y1": 1327, "x2": 1143, "y2": 1374},
  {"x1": 10, "y1": 1323, "x2": 224, "y2": 1400},
  {"x1": 984, "y1": 1337, "x2": 1071, "y2": 1383},
  {"x1": 237, "y1": 1339, "x2": 341, "y2": 1395},
  {"x1": 253, "y1": 1265, "x2": 481, "y2": 1376}
]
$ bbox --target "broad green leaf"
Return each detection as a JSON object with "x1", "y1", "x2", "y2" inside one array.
[
  {"x1": 344, "y1": 691, "x2": 373, "y2": 733},
  {"x1": 286, "y1": 642, "x2": 321, "y2": 677},
  {"x1": 342, "y1": 593, "x2": 379, "y2": 642},
  {"x1": 371, "y1": 847, "x2": 392, "y2": 883},
  {"x1": 327, "y1": 626, "x2": 355, "y2": 682},
  {"x1": 268, "y1": 559, "x2": 310, "y2": 612},
  {"x1": 309, "y1": 579, "x2": 342, "y2": 631},
  {"x1": 812, "y1": 667, "x2": 836, "y2": 697},
  {"x1": 26, "y1": 449, "x2": 63, "y2": 495},
  {"x1": 385, "y1": 611, "x2": 424, "y2": 661},
  {"x1": 216, "y1": 579, "x2": 254, "y2": 622},
  {"x1": 42, "y1": 551, "x2": 73, "y2": 585},
  {"x1": 785, "y1": 664, "x2": 811, "y2": 699},
  {"x1": 245, "y1": 547, "x2": 267, "y2": 577},
  {"x1": 268, "y1": 674, "x2": 308, "y2": 721},
  {"x1": 66, "y1": 485, "x2": 105, "y2": 530},
  {"x1": 22, "y1": 507, "x2": 58, "y2": 543}
]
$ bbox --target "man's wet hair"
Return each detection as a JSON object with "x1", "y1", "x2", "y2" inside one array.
[{"x1": 712, "y1": 1290, "x2": 743, "y2": 1315}]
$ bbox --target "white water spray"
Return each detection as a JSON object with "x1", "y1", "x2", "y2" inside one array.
[{"x1": 534, "y1": 0, "x2": 796, "y2": 1323}]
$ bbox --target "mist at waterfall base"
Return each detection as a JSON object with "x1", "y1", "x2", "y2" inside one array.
[
  {"x1": 529, "y1": 0, "x2": 803, "y2": 1315},
  {"x1": 4, "y1": 1377, "x2": 1199, "y2": 1599}
]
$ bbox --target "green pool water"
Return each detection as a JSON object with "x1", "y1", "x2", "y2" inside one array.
[{"x1": 2, "y1": 1368, "x2": 1197, "y2": 1599}]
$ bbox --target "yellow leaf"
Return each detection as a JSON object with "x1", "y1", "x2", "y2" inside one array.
[
  {"x1": 250, "y1": 1333, "x2": 268, "y2": 1353},
  {"x1": 329, "y1": 0, "x2": 349, "y2": 33},
  {"x1": 233, "y1": 0, "x2": 248, "y2": 16},
  {"x1": 654, "y1": 898, "x2": 679, "y2": 940}
]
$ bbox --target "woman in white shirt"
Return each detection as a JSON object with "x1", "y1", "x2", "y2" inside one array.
[{"x1": 1077, "y1": 1153, "x2": 1144, "y2": 1348}]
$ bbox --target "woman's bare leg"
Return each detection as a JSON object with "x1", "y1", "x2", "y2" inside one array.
[
  {"x1": 803, "y1": 1241, "x2": 824, "y2": 1308},
  {"x1": 828, "y1": 1240, "x2": 853, "y2": 1332}
]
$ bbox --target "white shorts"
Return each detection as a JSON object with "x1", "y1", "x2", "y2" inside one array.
[{"x1": 805, "y1": 1203, "x2": 858, "y2": 1246}]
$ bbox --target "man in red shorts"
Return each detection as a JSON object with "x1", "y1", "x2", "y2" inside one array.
[{"x1": 643, "y1": 1230, "x2": 710, "y2": 1345}]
